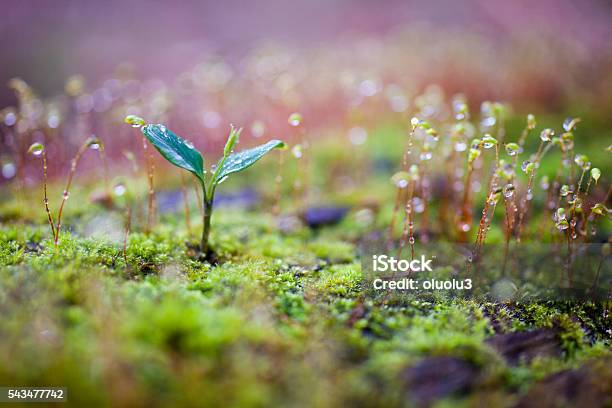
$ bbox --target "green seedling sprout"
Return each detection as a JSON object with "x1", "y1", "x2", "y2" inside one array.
[{"x1": 125, "y1": 117, "x2": 285, "y2": 258}]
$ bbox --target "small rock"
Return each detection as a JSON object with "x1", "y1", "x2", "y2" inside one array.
[
  {"x1": 514, "y1": 358, "x2": 612, "y2": 408},
  {"x1": 486, "y1": 328, "x2": 561, "y2": 365},
  {"x1": 213, "y1": 188, "x2": 259, "y2": 209},
  {"x1": 301, "y1": 206, "x2": 350, "y2": 228},
  {"x1": 156, "y1": 190, "x2": 183, "y2": 214},
  {"x1": 402, "y1": 356, "x2": 481, "y2": 405},
  {"x1": 24, "y1": 241, "x2": 43, "y2": 253}
]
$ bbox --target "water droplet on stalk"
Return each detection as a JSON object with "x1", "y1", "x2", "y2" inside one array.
[
  {"x1": 560, "y1": 185, "x2": 572, "y2": 197},
  {"x1": 540, "y1": 128, "x2": 554, "y2": 142},
  {"x1": 505, "y1": 143, "x2": 519, "y2": 157},
  {"x1": 413, "y1": 197, "x2": 425, "y2": 213},
  {"x1": 521, "y1": 160, "x2": 534, "y2": 174},
  {"x1": 124, "y1": 115, "x2": 145, "y2": 128},
  {"x1": 113, "y1": 183, "x2": 126, "y2": 196},
  {"x1": 503, "y1": 184, "x2": 515, "y2": 198},
  {"x1": 420, "y1": 151, "x2": 432, "y2": 161},
  {"x1": 563, "y1": 117, "x2": 580, "y2": 132},
  {"x1": 28, "y1": 142, "x2": 45, "y2": 156}
]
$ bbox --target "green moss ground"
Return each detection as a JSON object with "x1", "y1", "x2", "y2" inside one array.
[{"x1": 0, "y1": 118, "x2": 610, "y2": 407}]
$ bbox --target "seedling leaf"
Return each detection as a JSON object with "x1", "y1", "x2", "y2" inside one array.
[
  {"x1": 213, "y1": 140, "x2": 286, "y2": 185},
  {"x1": 141, "y1": 124, "x2": 205, "y2": 182}
]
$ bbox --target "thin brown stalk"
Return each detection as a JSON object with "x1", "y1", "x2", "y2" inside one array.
[
  {"x1": 516, "y1": 141, "x2": 546, "y2": 242},
  {"x1": 474, "y1": 145, "x2": 500, "y2": 265},
  {"x1": 41, "y1": 149, "x2": 56, "y2": 238},
  {"x1": 123, "y1": 206, "x2": 132, "y2": 266},
  {"x1": 458, "y1": 166, "x2": 473, "y2": 242},
  {"x1": 54, "y1": 142, "x2": 89, "y2": 246},
  {"x1": 273, "y1": 150, "x2": 284, "y2": 216},
  {"x1": 387, "y1": 187, "x2": 403, "y2": 245},
  {"x1": 98, "y1": 142, "x2": 110, "y2": 194},
  {"x1": 180, "y1": 171, "x2": 192, "y2": 235},
  {"x1": 142, "y1": 136, "x2": 156, "y2": 233},
  {"x1": 397, "y1": 180, "x2": 415, "y2": 260}
]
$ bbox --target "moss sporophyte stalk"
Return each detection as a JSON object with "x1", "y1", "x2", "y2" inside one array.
[
  {"x1": 124, "y1": 115, "x2": 286, "y2": 258},
  {"x1": 28, "y1": 136, "x2": 105, "y2": 247}
]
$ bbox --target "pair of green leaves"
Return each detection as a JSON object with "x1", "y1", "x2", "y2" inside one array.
[{"x1": 140, "y1": 123, "x2": 285, "y2": 188}]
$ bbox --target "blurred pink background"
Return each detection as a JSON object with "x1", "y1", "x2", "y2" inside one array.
[{"x1": 1, "y1": 0, "x2": 611, "y2": 104}]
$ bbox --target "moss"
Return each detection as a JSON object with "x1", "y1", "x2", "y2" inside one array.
[
  {"x1": 314, "y1": 263, "x2": 362, "y2": 297},
  {"x1": 0, "y1": 126, "x2": 609, "y2": 406}
]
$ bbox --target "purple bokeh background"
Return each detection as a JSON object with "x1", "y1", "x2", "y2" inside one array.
[{"x1": 1, "y1": 0, "x2": 611, "y2": 105}]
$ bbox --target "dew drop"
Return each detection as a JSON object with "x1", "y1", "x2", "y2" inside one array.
[
  {"x1": 419, "y1": 151, "x2": 432, "y2": 161},
  {"x1": 413, "y1": 197, "x2": 425, "y2": 213},
  {"x1": 540, "y1": 128, "x2": 554, "y2": 142},
  {"x1": 113, "y1": 183, "x2": 126, "y2": 196},
  {"x1": 28, "y1": 143, "x2": 45, "y2": 157},
  {"x1": 521, "y1": 160, "x2": 533, "y2": 174},
  {"x1": 505, "y1": 143, "x2": 519, "y2": 157},
  {"x1": 503, "y1": 184, "x2": 515, "y2": 199},
  {"x1": 124, "y1": 115, "x2": 145, "y2": 128}
]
